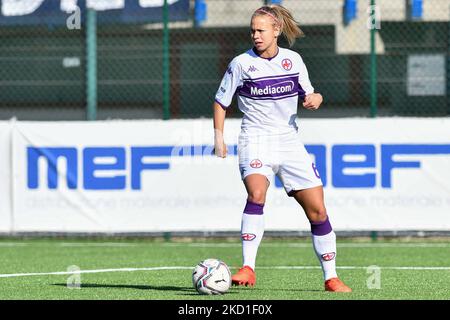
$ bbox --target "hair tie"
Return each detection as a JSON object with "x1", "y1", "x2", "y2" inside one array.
[{"x1": 255, "y1": 8, "x2": 280, "y2": 26}]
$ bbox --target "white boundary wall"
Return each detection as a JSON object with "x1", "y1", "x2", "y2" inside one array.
[
  {"x1": 0, "y1": 122, "x2": 11, "y2": 232},
  {"x1": 0, "y1": 118, "x2": 449, "y2": 233}
]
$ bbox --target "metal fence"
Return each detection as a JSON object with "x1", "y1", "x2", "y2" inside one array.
[{"x1": 0, "y1": 0, "x2": 448, "y2": 120}]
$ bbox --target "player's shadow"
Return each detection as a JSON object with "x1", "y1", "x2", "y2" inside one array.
[
  {"x1": 52, "y1": 283, "x2": 240, "y2": 296},
  {"x1": 52, "y1": 283, "x2": 193, "y2": 293},
  {"x1": 262, "y1": 288, "x2": 322, "y2": 293}
]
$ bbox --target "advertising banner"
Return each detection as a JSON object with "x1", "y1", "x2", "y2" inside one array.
[
  {"x1": 0, "y1": 122, "x2": 11, "y2": 232},
  {"x1": 7, "y1": 118, "x2": 450, "y2": 233},
  {"x1": 0, "y1": 0, "x2": 190, "y2": 25}
]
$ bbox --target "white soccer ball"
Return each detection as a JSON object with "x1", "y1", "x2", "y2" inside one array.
[{"x1": 192, "y1": 258, "x2": 232, "y2": 295}]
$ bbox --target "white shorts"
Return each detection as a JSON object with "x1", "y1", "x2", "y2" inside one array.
[{"x1": 238, "y1": 132, "x2": 322, "y2": 195}]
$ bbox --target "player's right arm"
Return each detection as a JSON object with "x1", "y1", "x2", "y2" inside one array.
[
  {"x1": 213, "y1": 102, "x2": 227, "y2": 158},
  {"x1": 212, "y1": 58, "x2": 242, "y2": 158}
]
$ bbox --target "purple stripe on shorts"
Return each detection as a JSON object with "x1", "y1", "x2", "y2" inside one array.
[
  {"x1": 243, "y1": 200, "x2": 264, "y2": 215},
  {"x1": 310, "y1": 216, "x2": 332, "y2": 236}
]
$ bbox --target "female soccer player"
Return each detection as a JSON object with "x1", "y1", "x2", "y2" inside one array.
[{"x1": 213, "y1": 4, "x2": 351, "y2": 292}]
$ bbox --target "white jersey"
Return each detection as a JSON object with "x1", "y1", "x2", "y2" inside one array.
[{"x1": 215, "y1": 47, "x2": 314, "y2": 137}]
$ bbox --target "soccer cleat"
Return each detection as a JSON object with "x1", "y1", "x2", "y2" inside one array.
[
  {"x1": 324, "y1": 277, "x2": 352, "y2": 292},
  {"x1": 231, "y1": 266, "x2": 256, "y2": 287}
]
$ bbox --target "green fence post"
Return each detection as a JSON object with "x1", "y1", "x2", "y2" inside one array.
[
  {"x1": 370, "y1": 0, "x2": 378, "y2": 118},
  {"x1": 86, "y1": 8, "x2": 97, "y2": 121},
  {"x1": 162, "y1": 0, "x2": 171, "y2": 120}
]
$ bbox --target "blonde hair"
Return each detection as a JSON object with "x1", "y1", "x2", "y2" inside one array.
[{"x1": 252, "y1": 5, "x2": 304, "y2": 47}]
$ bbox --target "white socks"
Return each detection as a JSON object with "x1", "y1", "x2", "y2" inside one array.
[
  {"x1": 240, "y1": 200, "x2": 338, "y2": 281},
  {"x1": 241, "y1": 208, "x2": 264, "y2": 270},
  {"x1": 312, "y1": 231, "x2": 338, "y2": 280}
]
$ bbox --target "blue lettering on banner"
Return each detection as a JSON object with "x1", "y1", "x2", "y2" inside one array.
[
  {"x1": 332, "y1": 145, "x2": 376, "y2": 188},
  {"x1": 381, "y1": 144, "x2": 450, "y2": 188},
  {"x1": 83, "y1": 147, "x2": 126, "y2": 190},
  {"x1": 131, "y1": 147, "x2": 172, "y2": 190},
  {"x1": 27, "y1": 145, "x2": 234, "y2": 191},
  {"x1": 0, "y1": 0, "x2": 190, "y2": 26},
  {"x1": 26, "y1": 144, "x2": 450, "y2": 191},
  {"x1": 27, "y1": 147, "x2": 78, "y2": 189}
]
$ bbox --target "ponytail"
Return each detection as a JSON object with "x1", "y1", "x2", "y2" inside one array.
[{"x1": 252, "y1": 5, "x2": 304, "y2": 47}]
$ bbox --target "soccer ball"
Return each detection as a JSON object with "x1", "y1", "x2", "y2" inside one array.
[{"x1": 192, "y1": 258, "x2": 232, "y2": 295}]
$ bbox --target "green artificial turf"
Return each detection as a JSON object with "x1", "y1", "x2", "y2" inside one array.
[{"x1": 0, "y1": 238, "x2": 449, "y2": 300}]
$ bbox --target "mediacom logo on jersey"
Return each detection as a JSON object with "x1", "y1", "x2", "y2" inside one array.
[{"x1": 250, "y1": 81, "x2": 295, "y2": 96}]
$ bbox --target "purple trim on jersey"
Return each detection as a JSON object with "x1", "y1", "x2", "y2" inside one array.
[
  {"x1": 252, "y1": 47, "x2": 279, "y2": 61},
  {"x1": 238, "y1": 75, "x2": 306, "y2": 100},
  {"x1": 243, "y1": 72, "x2": 299, "y2": 81},
  {"x1": 310, "y1": 216, "x2": 333, "y2": 236},
  {"x1": 215, "y1": 99, "x2": 229, "y2": 110},
  {"x1": 239, "y1": 92, "x2": 299, "y2": 101},
  {"x1": 243, "y1": 200, "x2": 264, "y2": 215},
  {"x1": 299, "y1": 85, "x2": 307, "y2": 101}
]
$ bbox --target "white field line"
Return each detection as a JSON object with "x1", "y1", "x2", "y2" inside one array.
[
  {"x1": 60, "y1": 243, "x2": 141, "y2": 247},
  {"x1": 164, "y1": 243, "x2": 450, "y2": 248},
  {"x1": 1, "y1": 265, "x2": 450, "y2": 279},
  {"x1": 0, "y1": 242, "x2": 450, "y2": 248},
  {"x1": 0, "y1": 267, "x2": 192, "y2": 278},
  {"x1": 0, "y1": 243, "x2": 28, "y2": 247},
  {"x1": 0, "y1": 243, "x2": 142, "y2": 247}
]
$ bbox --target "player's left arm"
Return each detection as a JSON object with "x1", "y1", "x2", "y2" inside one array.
[
  {"x1": 297, "y1": 54, "x2": 322, "y2": 110},
  {"x1": 303, "y1": 93, "x2": 323, "y2": 110}
]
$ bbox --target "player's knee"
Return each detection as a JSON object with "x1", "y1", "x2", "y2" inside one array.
[
  {"x1": 308, "y1": 207, "x2": 328, "y2": 223},
  {"x1": 247, "y1": 190, "x2": 266, "y2": 204}
]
